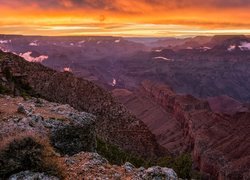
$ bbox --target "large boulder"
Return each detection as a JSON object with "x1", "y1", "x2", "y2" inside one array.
[{"x1": 50, "y1": 112, "x2": 96, "y2": 155}]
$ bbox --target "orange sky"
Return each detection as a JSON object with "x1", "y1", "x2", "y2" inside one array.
[{"x1": 1, "y1": 0, "x2": 250, "y2": 37}]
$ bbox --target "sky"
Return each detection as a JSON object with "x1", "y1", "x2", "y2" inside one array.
[{"x1": 0, "y1": 0, "x2": 250, "y2": 37}]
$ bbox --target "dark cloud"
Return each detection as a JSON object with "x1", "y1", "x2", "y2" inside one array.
[{"x1": 1, "y1": 0, "x2": 250, "y2": 11}]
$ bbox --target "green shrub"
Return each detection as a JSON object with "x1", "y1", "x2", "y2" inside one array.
[
  {"x1": 96, "y1": 138, "x2": 150, "y2": 167},
  {"x1": 97, "y1": 138, "x2": 194, "y2": 178},
  {"x1": 157, "y1": 155, "x2": 175, "y2": 168},
  {"x1": 0, "y1": 134, "x2": 64, "y2": 179},
  {"x1": 157, "y1": 153, "x2": 193, "y2": 179},
  {"x1": 0, "y1": 84, "x2": 10, "y2": 94},
  {"x1": 173, "y1": 153, "x2": 192, "y2": 179}
]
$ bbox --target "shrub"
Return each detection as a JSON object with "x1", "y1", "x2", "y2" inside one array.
[
  {"x1": 0, "y1": 84, "x2": 10, "y2": 94},
  {"x1": 173, "y1": 153, "x2": 192, "y2": 179},
  {"x1": 157, "y1": 155, "x2": 175, "y2": 168},
  {"x1": 157, "y1": 153, "x2": 193, "y2": 179},
  {"x1": 0, "y1": 133, "x2": 64, "y2": 179},
  {"x1": 96, "y1": 138, "x2": 150, "y2": 167}
]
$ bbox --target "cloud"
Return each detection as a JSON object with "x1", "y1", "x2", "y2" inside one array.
[
  {"x1": 1, "y1": 0, "x2": 250, "y2": 11},
  {"x1": 29, "y1": 41, "x2": 39, "y2": 46},
  {"x1": 239, "y1": 42, "x2": 250, "y2": 50},
  {"x1": 0, "y1": 0, "x2": 250, "y2": 36},
  {"x1": 19, "y1": 52, "x2": 48, "y2": 62},
  {"x1": 0, "y1": 40, "x2": 11, "y2": 44}
]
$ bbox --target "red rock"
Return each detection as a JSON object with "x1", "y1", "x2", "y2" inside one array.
[{"x1": 115, "y1": 80, "x2": 250, "y2": 179}]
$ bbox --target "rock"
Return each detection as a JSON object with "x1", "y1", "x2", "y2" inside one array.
[
  {"x1": 35, "y1": 98, "x2": 44, "y2": 107},
  {"x1": 113, "y1": 173, "x2": 121, "y2": 179},
  {"x1": 17, "y1": 103, "x2": 27, "y2": 114},
  {"x1": 0, "y1": 95, "x2": 97, "y2": 157},
  {"x1": 140, "y1": 166, "x2": 178, "y2": 180},
  {"x1": 30, "y1": 114, "x2": 43, "y2": 122},
  {"x1": 8, "y1": 171, "x2": 59, "y2": 180},
  {"x1": 123, "y1": 162, "x2": 135, "y2": 172},
  {"x1": 122, "y1": 80, "x2": 250, "y2": 179},
  {"x1": 50, "y1": 113, "x2": 96, "y2": 155},
  {"x1": 138, "y1": 167, "x2": 145, "y2": 172},
  {"x1": 1, "y1": 77, "x2": 7, "y2": 82},
  {"x1": 0, "y1": 51, "x2": 165, "y2": 158},
  {"x1": 88, "y1": 153, "x2": 109, "y2": 166},
  {"x1": 65, "y1": 159, "x2": 75, "y2": 166}
]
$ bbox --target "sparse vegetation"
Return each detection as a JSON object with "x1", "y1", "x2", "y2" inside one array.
[
  {"x1": 0, "y1": 84, "x2": 10, "y2": 94},
  {"x1": 97, "y1": 138, "x2": 196, "y2": 179},
  {"x1": 0, "y1": 133, "x2": 64, "y2": 179},
  {"x1": 157, "y1": 153, "x2": 193, "y2": 179},
  {"x1": 96, "y1": 138, "x2": 151, "y2": 167}
]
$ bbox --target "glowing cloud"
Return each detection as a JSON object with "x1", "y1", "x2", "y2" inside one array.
[
  {"x1": 29, "y1": 41, "x2": 39, "y2": 46},
  {"x1": 19, "y1": 52, "x2": 48, "y2": 62},
  {"x1": 239, "y1": 42, "x2": 250, "y2": 50},
  {"x1": 0, "y1": 0, "x2": 250, "y2": 36}
]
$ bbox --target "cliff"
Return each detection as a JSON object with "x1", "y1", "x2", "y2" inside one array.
[
  {"x1": 0, "y1": 95, "x2": 177, "y2": 179},
  {"x1": 140, "y1": 80, "x2": 250, "y2": 179},
  {"x1": 0, "y1": 50, "x2": 165, "y2": 158}
]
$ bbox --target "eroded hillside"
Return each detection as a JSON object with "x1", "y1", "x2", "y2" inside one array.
[{"x1": 0, "y1": 50, "x2": 165, "y2": 158}]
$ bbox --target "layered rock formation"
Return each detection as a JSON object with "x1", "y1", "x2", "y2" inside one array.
[
  {"x1": 0, "y1": 50, "x2": 165, "y2": 158},
  {"x1": 143, "y1": 80, "x2": 250, "y2": 179},
  {"x1": 114, "y1": 80, "x2": 250, "y2": 179},
  {"x1": 207, "y1": 95, "x2": 249, "y2": 115}
]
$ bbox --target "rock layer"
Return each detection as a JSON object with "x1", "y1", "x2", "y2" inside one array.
[
  {"x1": 114, "y1": 80, "x2": 250, "y2": 179},
  {"x1": 140, "y1": 80, "x2": 250, "y2": 179},
  {"x1": 0, "y1": 51, "x2": 165, "y2": 158}
]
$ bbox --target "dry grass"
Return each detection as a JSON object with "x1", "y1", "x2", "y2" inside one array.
[{"x1": 0, "y1": 132, "x2": 65, "y2": 179}]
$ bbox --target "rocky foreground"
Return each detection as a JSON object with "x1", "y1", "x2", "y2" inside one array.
[{"x1": 0, "y1": 95, "x2": 178, "y2": 179}]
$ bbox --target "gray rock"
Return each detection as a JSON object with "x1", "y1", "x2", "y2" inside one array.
[
  {"x1": 138, "y1": 167, "x2": 145, "y2": 172},
  {"x1": 50, "y1": 113, "x2": 96, "y2": 155},
  {"x1": 114, "y1": 173, "x2": 122, "y2": 179},
  {"x1": 17, "y1": 103, "x2": 27, "y2": 114},
  {"x1": 65, "y1": 158, "x2": 76, "y2": 166},
  {"x1": 1, "y1": 77, "x2": 7, "y2": 82},
  {"x1": 8, "y1": 171, "x2": 59, "y2": 180},
  {"x1": 140, "y1": 166, "x2": 178, "y2": 180},
  {"x1": 88, "y1": 153, "x2": 108, "y2": 165},
  {"x1": 123, "y1": 162, "x2": 135, "y2": 173}
]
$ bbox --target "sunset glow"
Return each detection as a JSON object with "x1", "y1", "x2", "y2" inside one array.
[{"x1": 1, "y1": 0, "x2": 250, "y2": 37}]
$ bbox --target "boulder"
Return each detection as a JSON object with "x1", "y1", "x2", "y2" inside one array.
[
  {"x1": 50, "y1": 111, "x2": 96, "y2": 155},
  {"x1": 8, "y1": 171, "x2": 59, "y2": 180}
]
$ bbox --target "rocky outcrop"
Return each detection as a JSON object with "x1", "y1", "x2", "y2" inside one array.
[
  {"x1": 0, "y1": 95, "x2": 97, "y2": 156},
  {"x1": 139, "y1": 80, "x2": 250, "y2": 179},
  {"x1": 0, "y1": 50, "x2": 165, "y2": 158},
  {"x1": 0, "y1": 95, "x2": 178, "y2": 179},
  {"x1": 61, "y1": 152, "x2": 178, "y2": 179}
]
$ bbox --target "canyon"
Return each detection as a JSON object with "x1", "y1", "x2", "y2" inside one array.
[
  {"x1": 113, "y1": 80, "x2": 250, "y2": 179},
  {"x1": 1, "y1": 34, "x2": 250, "y2": 179}
]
